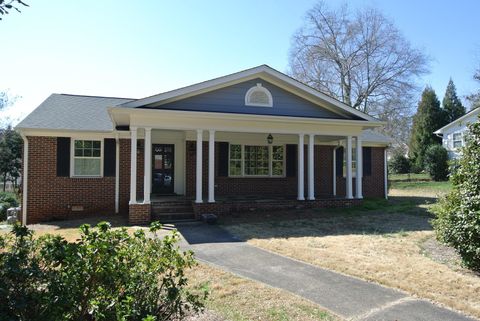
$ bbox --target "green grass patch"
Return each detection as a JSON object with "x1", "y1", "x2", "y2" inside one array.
[
  {"x1": 389, "y1": 173, "x2": 430, "y2": 181},
  {"x1": 390, "y1": 180, "x2": 452, "y2": 192}
]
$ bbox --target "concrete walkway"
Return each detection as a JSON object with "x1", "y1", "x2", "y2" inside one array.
[{"x1": 176, "y1": 223, "x2": 477, "y2": 321}]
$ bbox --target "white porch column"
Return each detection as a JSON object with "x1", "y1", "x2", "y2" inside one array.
[
  {"x1": 196, "y1": 129, "x2": 203, "y2": 203},
  {"x1": 129, "y1": 126, "x2": 138, "y2": 204},
  {"x1": 208, "y1": 130, "x2": 215, "y2": 203},
  {"x1": 297, "y1": 134, "x2": 305, "y2": 201},
  {"x1": 307, "y1": 134, "x2": 315, "y2": 200},
  {"x1": 355, "y1": 136, "x2": 363, "y2": 199},
  {"x1": 143, "y1": 128, "x2": 152, "y2": 204},
  {"x1": 346, "y1": 136, "x2": 353, "y2": 199}
]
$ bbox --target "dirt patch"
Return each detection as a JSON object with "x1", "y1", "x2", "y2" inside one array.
[{"x1": 420, "y1": 236, "x2": 480, "y2": 277}]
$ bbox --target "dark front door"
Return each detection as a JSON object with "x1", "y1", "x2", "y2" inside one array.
[{"x1": 152, "y1": 144, "x2": 175, "y2": 194}]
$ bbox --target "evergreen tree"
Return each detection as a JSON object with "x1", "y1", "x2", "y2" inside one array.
[
  {"x1": 409, "y1": 87, "x2": 444, "y2": 170},
  {"x1": 442, "y1": 78, "x2": 466, "y2": 123}
]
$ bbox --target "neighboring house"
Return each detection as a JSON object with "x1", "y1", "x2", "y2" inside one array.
[
  {"x1": 434, "y1": 107, "x2": 480, "y2": 159},
  {"x1": 16, "y1": 65, "x2": 391, "y2": 225}
]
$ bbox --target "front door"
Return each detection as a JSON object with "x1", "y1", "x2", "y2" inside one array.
[{"x1": 152, "y1": 144, "x2": 175, "y2": 194}]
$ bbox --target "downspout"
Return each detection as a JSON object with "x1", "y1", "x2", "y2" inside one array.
[
  {"x1": 115, "y1": 134, "x2": 120, "y2": 214},
  {"x1": 384, "y1": 147, "x2": 388, "y2": 200},
  {"x1": 20, "y1": 133, "x2": 28, "y2": 225}
]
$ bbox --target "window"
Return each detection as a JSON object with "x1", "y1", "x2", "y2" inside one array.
[
  {"x1": 229, "y1": 144, "x2": 284, "y2": 177},
  {"x1": 245, "y1": 83, "x2": 273, "y2": 107},
  {"x1": 73, "y1": 140, "x2": 102, "y2": 176},
  {"x1": 343, "y1": 147, "x2": 357, "y2": 176},
  {"x1": 453, "y1": 133, "x2": 462, "y2": 148}
]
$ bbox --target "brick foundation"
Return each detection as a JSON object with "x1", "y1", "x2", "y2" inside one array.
[{"x1": 128, "y1": 203, "x2": 151, "y2": 225}]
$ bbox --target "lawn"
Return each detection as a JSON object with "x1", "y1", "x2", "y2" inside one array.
[{"x1": 221, "y1": 183, "x2": 480, "y2": 320}]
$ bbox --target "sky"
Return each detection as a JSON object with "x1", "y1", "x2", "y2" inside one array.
[{"x1": 1, "y1": 0, "x2": 480, "y2": 124}]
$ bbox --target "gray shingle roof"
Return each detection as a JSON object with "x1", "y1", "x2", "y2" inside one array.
[{"x1": 16, "y1": 94, "x2": 133, "y2": 132}]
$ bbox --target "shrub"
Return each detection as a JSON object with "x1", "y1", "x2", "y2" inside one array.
[
  {"x1": 389, "y1": 153, "x2": 410, "y2": 174},
  {"x1": 424, "y1": 144, "x2": 449, "y2": 181},
  {"x1": 0, "y1": 222, "x2": 206, "y2": 320},
  {"x1": 431, "y1": 118, "x2": 480, "y2": 270}
]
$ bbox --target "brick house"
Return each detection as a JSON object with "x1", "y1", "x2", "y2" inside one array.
[{"x1": 16, "y1": 65, "x2": 390, "y2": 225}]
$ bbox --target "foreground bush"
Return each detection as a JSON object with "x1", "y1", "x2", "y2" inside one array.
[
  {"x1": 424, "y1": 144, "x2": 449, "y2": 181},
  {"x1": 389, "y1": 153, "x2": 410, "y2": 174},
  {"x1": 431, "y1": 119, "x2": 480, "y2": 271},
  {"x1": 0, "y1": 222, "x2": 206, "y2": 320}
]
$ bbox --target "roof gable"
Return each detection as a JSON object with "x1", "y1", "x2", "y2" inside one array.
[
  {"x1": 120, "y1": 65, "x2": 376, "y2": 121},
  {"x1": 141, "y1": 78, "x2": 358, "y2": 120},
  {"x1": 434, "y1": 107, "x2": 480, "y2": 134}
]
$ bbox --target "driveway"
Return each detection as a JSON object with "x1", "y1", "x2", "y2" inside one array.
[{"x1": 177, "y1": 223, "x2": 477, "y2": 321}]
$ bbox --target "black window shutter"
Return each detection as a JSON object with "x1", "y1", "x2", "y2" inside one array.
[
  {"x1": 56, "y1": 137, "x2": 70, "y2": 177},
  {"x1": 363, "y1": 147, "x2": 372, "y2": 176},
  {"x1": 217, "y1": 142, "x2": 229, "y2": 177},
  {"x1": 336, "y1": 147, "x2": 344, "y2": 177},
  {"x1": 104, "y1": 138, "x2": 116, "y2": 177},
  {"x1": 286, "y1": 144, "x2": 297, "y2": 177}
]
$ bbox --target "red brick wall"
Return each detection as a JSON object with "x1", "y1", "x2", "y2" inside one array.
[
  {"x1": 335, "y1": 147, "x2": 386, "y2": 198},
  {"x1": 185, "y1": 141, "x2": 348, "y2": 199},
  {"x1": 26, "y1": 136, "x2": 116, "y2": 224}
]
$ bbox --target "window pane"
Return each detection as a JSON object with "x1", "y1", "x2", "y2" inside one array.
[
  {"x1": 272, "y1": 161, "x2": 283, "y2": 176},
  {"x1": 230, "y1": 144, "x2": 242, "y2": 160},
  {"x1": 75, "y1": 140, "x2": 83, "y2": 148},
  {"x1": 84, "y1": 149, "x2": 92, "y2": 157},
  {"x1": 273, "y1": 146, "x2": 284, "y2": 160},
  {"x1": 74, "y1": 149, "x2": 83, "y2": 157},
  {"x1": 93, "y1": 141, "x2": 101, "y2": 149},
  {"x1": 244, "y1": 145, "x2": 268, "y2": 176},
  {"x1": 84, "y1": 141, "x2": 92, "y2": 149},
  {"x1": 74, "y1": 158, "x2": 101, "y2": 176},
  {"x1": 92, "y1": 149, "x2": 101, "y2": 157},
  {"x1": 229, "y1": 160, "x2": 242, "y2": 176}
]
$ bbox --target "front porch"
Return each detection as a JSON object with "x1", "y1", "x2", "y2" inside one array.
[{"x1": 126, "y1": 127, "x2": 372, "y2": 225}]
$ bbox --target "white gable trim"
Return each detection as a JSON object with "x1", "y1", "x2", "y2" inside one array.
[
  {"x1": 434, "y1": 107, "x2": 480, "y2": 134},
  {"x1": 120, "y1": 65, "x2": 377, "y2": 122}
]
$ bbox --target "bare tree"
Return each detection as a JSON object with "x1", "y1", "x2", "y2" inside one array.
[
  {"x1": 0, "y1": 0, "x2": 28, "y2": 20},
  {"x1": 467, "y1": 67, "x2": 480, "y2": 110},
  {"x1": 289, "y1": 2, "x2": 429, "y2": 116}
]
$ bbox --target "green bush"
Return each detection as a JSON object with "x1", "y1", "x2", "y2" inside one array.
[
  {"x1": 424, "y1": 145, "x2": 449, "y2": 181},
  {"x1": 0, "y1": 222, "x2": 206, "y2": 320},
  {"x1": 0, "y1": 192, "x2": 18, "y2": 220},
  {"x1": 389, "y1": 153, "x2": 411, "y2": 174},
  {"x1": 431, "y1": 119, "x2": 480, "y2": 270}
]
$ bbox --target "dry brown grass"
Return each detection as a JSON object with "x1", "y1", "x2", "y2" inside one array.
[
  {"x1": 187, "y1": 263, "x2": 340, "y2": 321},
  {"x1": 222, "y1": 189, "x2": 480, "y2": 319}
]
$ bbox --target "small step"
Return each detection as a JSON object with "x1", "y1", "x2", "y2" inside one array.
[
  {"x1": 152, "y1": 213, "x2": 196, "y2": 222},
  {"x1": 151, "y1": 205, "x2": 193, "y2": 213}
]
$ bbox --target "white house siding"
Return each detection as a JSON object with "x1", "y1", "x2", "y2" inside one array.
[{"x1": 439, "y1": 109, "x2": 480, "y2": 159}]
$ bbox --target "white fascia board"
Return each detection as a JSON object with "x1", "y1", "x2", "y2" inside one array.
[
  {"x1": 111, "y1": 106, "x2": 384, "y2": 129},
  {"x1": 434, "y1": 108, "x2": 480, "y2": 134},
  {"x1": 17, "y1": 128, "x2": 130, "y2": 139},
  {"x1": 120, "y1": 65, "x2": 377, "y2": 122}
]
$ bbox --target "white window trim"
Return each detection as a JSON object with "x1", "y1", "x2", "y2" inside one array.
[
  {"x1": 453, "y1": 132, "x2": 463, "y2": 149},
  {"x1": 244, "y1": 83, "x2": 273, "y2": 107},
  {"x1": 228, "y1": 143, "x2": 285, "y2": 177},
  {"x1": 70, "y1": 138, "x2": 104, "y2": 178}
]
